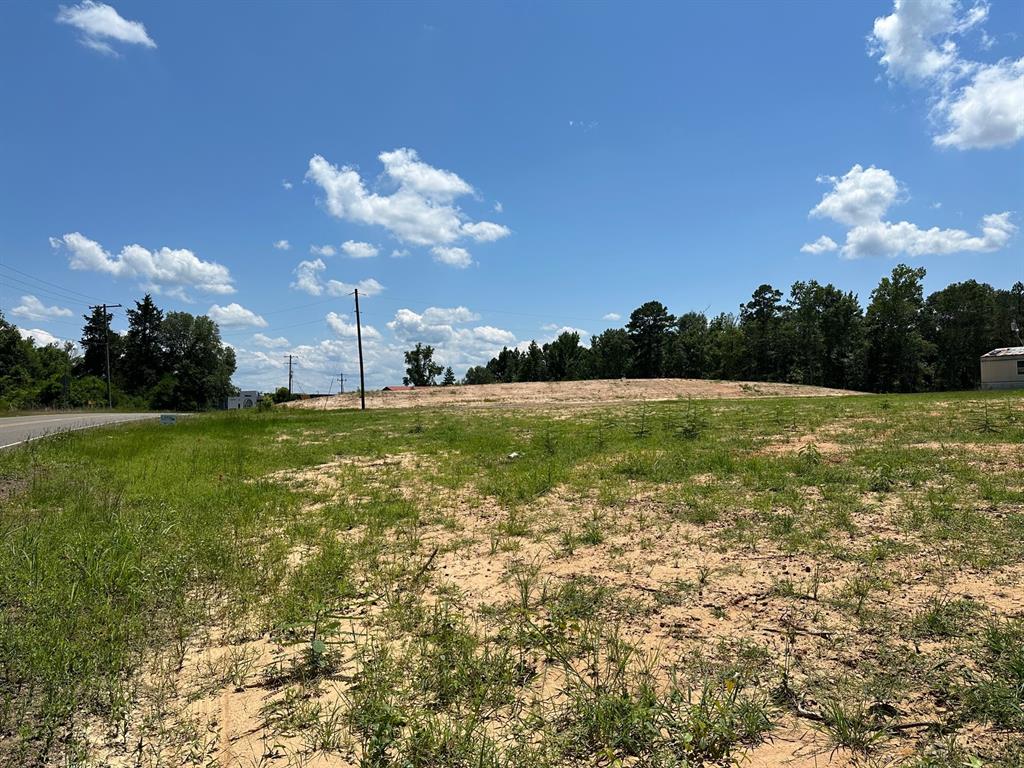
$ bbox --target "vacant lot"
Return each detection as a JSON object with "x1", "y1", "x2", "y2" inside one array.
[
  {"x1": 289, "y1": 377, "x2": 858, "y2": 411},
  {"x1": 1, "y1": 390, "x2": 1022, "y2": 767}
]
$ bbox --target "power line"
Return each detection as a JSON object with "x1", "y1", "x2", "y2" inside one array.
[
  {"x1": 0, "y1": 262, "x2": 103, "y2": 303},
  {"x1": 0, "y1": 272, "x2": 96, "y2": 310}
]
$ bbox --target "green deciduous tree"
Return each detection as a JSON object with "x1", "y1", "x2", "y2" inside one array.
[
  {"x1": 162, "y1": 312, "x2": 237, "y2": 409},
  {"x1": 922, "y1": 280, "x2": 1000, "y2": 391},
  {"x1": 403, "y1": 343, "x2": 444, "y2": 386}
]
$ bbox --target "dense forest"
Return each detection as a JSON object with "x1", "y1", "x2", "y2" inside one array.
[
  {"x1": 466, "y1": 266, "x2": 1024, "y2": 393},
  {"x1": 0, "y1": 295, "x2": 237, "y2": 410}
]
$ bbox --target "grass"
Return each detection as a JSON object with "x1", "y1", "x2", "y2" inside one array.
[{"x1": 0, "y1": 389, "x2": 1022, "y2": 765}]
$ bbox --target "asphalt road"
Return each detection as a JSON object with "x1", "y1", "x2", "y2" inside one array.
[{"x1": 0, "y1": 413, "x2": 163, "y2": 449}]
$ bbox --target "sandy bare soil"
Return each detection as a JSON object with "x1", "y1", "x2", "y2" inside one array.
[{"x1": 288, "y1": 378, "x2": 861, "y2": 411}]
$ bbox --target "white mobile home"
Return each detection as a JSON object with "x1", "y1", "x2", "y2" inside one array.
[
  {"x1": 226, "y1": 390, "x2": 260, "y2": 409},
  {"x1": 980, "y1": 347, "x2": 1024, "y2": 390}
]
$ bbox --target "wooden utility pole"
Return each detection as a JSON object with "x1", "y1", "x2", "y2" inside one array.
[
  {"x1": 89, "y1": 303, "x2": 122, "y2": 408},
  {"x1": 353, "y1": 289, "x2": 366, "y2": 410},
  {"x1": 286, "y1": 354, "x2": 294, "y2": 396}
]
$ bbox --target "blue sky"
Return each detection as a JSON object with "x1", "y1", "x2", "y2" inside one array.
[{"x1": 1, "y1": 0, "x2": 1021, "y2": 391}]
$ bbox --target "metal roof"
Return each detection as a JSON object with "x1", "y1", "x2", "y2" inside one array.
[{"x1": 981, "y1": 347, "x2": 1024, "y2": 358}]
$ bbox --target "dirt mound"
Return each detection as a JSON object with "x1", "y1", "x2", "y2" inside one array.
[{"x1": 287, "y1": 378, "x2": 861, "y2": 411}]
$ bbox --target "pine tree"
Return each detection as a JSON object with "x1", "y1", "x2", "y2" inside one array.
[{"x1": 122, "y1": 294, "x2": 165, "y2": 395}]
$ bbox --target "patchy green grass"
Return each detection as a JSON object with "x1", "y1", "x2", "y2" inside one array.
[{"x1": 0, "y1": 389, "x2": 1022, "y2": 765}]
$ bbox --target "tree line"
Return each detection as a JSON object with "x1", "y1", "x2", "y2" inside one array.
[
  {"x1": 464, "y1": 266, "x2": 1024, "y2": 393},
  {"x1": 0, "y1": 294, "x2": 237, "y2": 411}
]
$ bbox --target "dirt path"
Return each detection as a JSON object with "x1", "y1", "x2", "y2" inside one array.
[{"x1": 287, "y1": 378, "x2": 861, "y2": 411}]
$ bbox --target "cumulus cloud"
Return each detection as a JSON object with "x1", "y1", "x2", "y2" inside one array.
[
  {"x1": 386, "y1": 306, "x2": 515, "y2": 368},
  {"x1": 431, "y1": 246, "x2": 472, "y2": 268},
  {"x1": 460, "y1": 221, "x2": 511, "y2": 242},
  {"x1": 869, "y1": 0, "x2": 1022, "y2": 149},
  {"x1": 253, "y1": 333, "x2": 290, "y2": 349},
  {"x1": 327, "y1": 311, "x2": 381, "y2": 339},
  {"x1": 810, "y1": 165, "x2": 903, "y2": 226},
  {"x1": 310, "y1": 244, "x2": 336, "y2": 257},
  {"x1": 304, "y1": 148, "x2": 509, "y2": 266},
  {"x1": 207, "y1": 303, "x2": 267, "y2": 328},
  {"x1": 274, "y1": 239, "x2": 291, "y2": 251},
  {"x1": 12, "y1": 295, "x2": 73, "y2": 322},
  {"x1": 808, "y1": 164, "x2": 1016, "y2": 259},
  {"x1": 933, "y1": 57, "x2": 1024, "y2": 149},
  {"x1": 18, "y1": 327, "x2": 65, "y2": 347},
  {"x1": 292, "y1": 258, "x2": 327, "y2": 295},
  {"x1": 841, "y1": 212, "x2": 1016, "y2": 259},
  {"x1": 325, "y1": 277, "x2": 384, "y2": 297},
  {"x1": 493, "y1": 201, "x2": 503, "y2": 213},
  {"x1": 800, "y1": 235, "x2": 840, "y2": 255},
  {"x1": 291, "y1": 258, "x2": 384, "y2": 297},
  {"x1": 602, "y1": 312, "x2": 621, "y2": 321},
  {"x1": 53, "y1": 232, "x2": 235, "y2": 297},
  {"x1": 341, "y1": 240, "x2": 379, "y2": 259},
  {"x1": 391, "y1": 248, "x2": 410, "y2": 258},
  {"x1": 282, "y1": 180, "x2": 293, "y2": 190},
  {"x1": 56, "y1": 1, "x2": 156, "y2": 56}
]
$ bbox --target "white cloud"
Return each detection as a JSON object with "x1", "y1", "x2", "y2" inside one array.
[
  {"x1": 869, "y1": 0, "x2": 1022, "y2": 150},
  {"x1": 273, "y1": 239, "x2": 291, "y2": 251},
  {"x1": 808, "y1": 164, "x2": 1016, "y2": 259},
  {"x1": 304, "y1": 148, "x2": 510, "y2": 263},
  {"x1": 292, "y1": 258, "x2": 326, "y2": 295},
  {"x1": 325, "y1": 277, "x2": 385, "y2": 297},
  {"x1": 291, "y1": 258, "x2": 384, "y2": 297},
  {"x1": 423, "y1": 306, "x2": 480, "y2": 324},
  {"x1": 431, "y1": 246, "x2": 472, "y2": 268},
  {"x1": 810, "y1": 165, "x2": 902, "y2": 226},
  {"x1": 378, "y1": 148, "x2": 474, "y2": 202},
  {"x1": 282, "y1": 180, "x2": 293, "y2": 190},
  {"x1": 933, "y1": 57, "x2": 1024, "y2": 149},
  {"x1": 800, "y1": 235, "x2": 840, "y2": 254},
  {"x1": 391, "y1": 248, "x2": 410, "y2": 258},
  {"x1": 53, "y1": 232, "x2": 235, "y2": 297},
  {"x1": 253, "y1": 333, "x2": 290, "y2": 349},
  {"x1": 602, "y1": 312, "x2": 621, "y2": 321},
  {"x1": 841, "y1": 212, "x2": 1016, "y2": 259},
  {"x1": 18, "y1": 327, "x2": 65, "y2": 347},
  {"x1": 310, "y1": 244, "x2": 336, "y2": 257},
  {"x1": 869, "y1": 0, "x2": 965, "y2": 82},
  {"x1": 56, "y1": 1, "x2": 156, "y2": 55},
  {"x1": 327, "y1": 311, "x2": 381, "y2": 339},
  {"x1": 493, "y1": 201, "x2": 503, "y2": 213},
  {"x1": 341, "y1": 240, "x2": 379, "y2": 259},
  {"x1": 386, "y1": 306, "x2": 515, "y2": 368},
  {"x1": 460, "y1": 221, "x2": 511, "y2": 242},
  {"x1": 207, "y1": 303, "x2": 268, "y2": 328},
  {"x1": 12, "y1": 295, "x2": 73, "y2": 322}
]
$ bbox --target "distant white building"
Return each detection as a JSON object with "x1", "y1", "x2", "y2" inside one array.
[
  {"x1": 980, "y1": 348, "x2": 1024, "y2": 390},
  {"x1": 226, "y1": 390, "x2": 260, "y2": 409}
]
